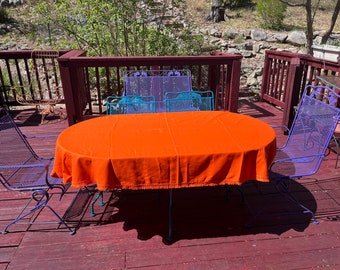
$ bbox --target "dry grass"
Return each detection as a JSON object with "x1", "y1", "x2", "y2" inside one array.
[{"x1": 184, "y1": 0, "x2": 340, "y2": 32}]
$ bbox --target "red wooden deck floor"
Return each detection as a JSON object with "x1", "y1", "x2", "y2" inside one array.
[{"x1": 0, "y1": 102, "x2": 339, "y2": 270}]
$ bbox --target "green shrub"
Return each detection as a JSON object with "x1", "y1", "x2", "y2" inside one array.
[{"x1": 255, "y1": 0, "x2": 287, "y2": 30}]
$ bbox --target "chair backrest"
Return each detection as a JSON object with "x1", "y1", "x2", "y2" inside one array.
[
  {"x1": 106, "y1": 95, "x2": 156, "y2": 115},
  {"x1": 123, "y1": 70, "x2": 192, "y2": 112},
  {"x1": 164, "y1": 90, "x2": 214, "y2": 112},
  {"x1": 278, "y1": 85, "x2": 340, "y2": 178},
  {"x1": 0, "y1": 107, "x2": 47, "y2": 190}
]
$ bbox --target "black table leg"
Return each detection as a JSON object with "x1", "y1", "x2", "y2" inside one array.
[{"x1": 167, "y1": 188, "x2": 173, "y2": 242}]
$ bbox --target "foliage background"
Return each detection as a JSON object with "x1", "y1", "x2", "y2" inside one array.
[
  {"x1": 28, "y1": 0, "x2": 205, "y2": 56},
  {"x1": 2, "y1": 0, "x2": 340, "y2": 55}
]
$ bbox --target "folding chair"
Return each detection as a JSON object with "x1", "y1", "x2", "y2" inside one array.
[
  {"x1": 123, "y1": 69, "x2": 192, "y2": 112},
  {"x1": 247, "y1": 85, "x2": 340, "y2": 226},
  {"x1": 0, "y1": 107, "x2": 75, "y2": 234},
  {"x1": 164, "y1": 90, "x2": 214, "y2": 112},
  {"x1": 106, "y1": 95, "x2": 156, "y2": 115}
]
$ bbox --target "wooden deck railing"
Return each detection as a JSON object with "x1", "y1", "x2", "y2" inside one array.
[
  {"x1": 58, "y1": 51, "x2": 242, "y2": 125},
  {"x1": 261, "y1": 50, "x2": 340, "y2": 127},
  {"x1": 1, "y1": 50, "x2": 242, "y2": 125},
  {"x1": 3, "y1": 49, "x2": 339, "y2": 128},
  {"x1": 0, "y1": 50, "x2": 69, "y2": 107}
]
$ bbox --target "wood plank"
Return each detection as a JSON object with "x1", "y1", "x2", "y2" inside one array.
[
  {"x1": 0, "y1": 247, "x2": 17, "y2": 264},
  {"x1": 1, "y1": 104, "x2": 340, "y2": 269}
]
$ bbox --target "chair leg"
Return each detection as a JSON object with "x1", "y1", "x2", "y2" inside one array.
[
  {"x1": 2, "y1": 189, "x2": 76, "y2": 235},
  {"x1": 167, "y1": 189, "x2": 174, "y2": 243},
  {"x1": 90, "y1": 191, "x2": 104, "y2": 217},
  {"x1": 333, "y1": 135, "x2": 339, "y2": 169},
  {"x1": 225, "y1": 185, "x2": 245, "y2": 205}
]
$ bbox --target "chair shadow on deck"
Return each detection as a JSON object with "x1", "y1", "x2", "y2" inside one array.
[
  {"x1": 9, "y1": 108, "x2": 66, "y2": 127},
  {"x1": 64, "y1": 181, "x2": 317, "y2": 244}
]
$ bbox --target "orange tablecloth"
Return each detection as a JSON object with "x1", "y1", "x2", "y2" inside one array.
[{"x1": 51, "y1": 111, "x2": 276, "y2": 191}]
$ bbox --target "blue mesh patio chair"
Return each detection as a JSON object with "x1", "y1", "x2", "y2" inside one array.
[
  {"x1": 165, "y1": 90, "x2": 214, "y2": 112},
  {"x1": 247, "y1": 85, "x2": 340, "y2": 226},
  {"x1": 0, "y1": 107, "x2": 75, "y2": 234},
  {"x1": 106, "y1": 95, "x2": 156, "y2": 115}
]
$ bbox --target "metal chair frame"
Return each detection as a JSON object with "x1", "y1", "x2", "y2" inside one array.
[
  {"x1": 0, "y1": 107, "x2": 75, "y2": 234},
  {"x1": 332, "y1": 132, "x2": 340, "y2": 168},
  {"x1": 123, "y1": 69, "x2": 192, "y2": 112},
  {"x1": 106, "y1": 95, "x2": 156, "y2": 115},
  {"x1": 164, "y1": 90, "x2": 214, "y2": 112},
  {"x1": 247, "y1": 85, "x2": 340, "y2": 226}
]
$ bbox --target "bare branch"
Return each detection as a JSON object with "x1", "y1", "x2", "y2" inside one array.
[{"x1": 321, "y1": 0, "x2": 340, "y2": 43}]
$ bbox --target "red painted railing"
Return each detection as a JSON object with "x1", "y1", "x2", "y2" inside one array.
[
  {"x1": 4, "y1": 49, "x2": 337, "y2": 129},
  {"x1": 1, "y1": 50, "x2": 242, "y2": 125},
  {"x1": 0, "y1": 50, "x2": 69, "y2": 107},
  {"x1": 58, "y1": 50, "x2": 242, "y2": 125},
  {"x1": 261, "y1": 50, "x2": 340, "y2": 127}
]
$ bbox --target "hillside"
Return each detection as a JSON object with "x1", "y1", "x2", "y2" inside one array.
[
  {"x1": 184, "y1": 0, "x2": 340, "y2": 33},
  {"x1": 2, "y1": 1, "x2": 340, "y2": 51}
]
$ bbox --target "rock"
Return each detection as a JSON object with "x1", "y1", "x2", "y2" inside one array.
[
  {"x1": 0, "y1": 24, "x2": 8, "y2": 34},
  {"x1": 6, "y1": 41, "x2": 16, "y2": 48},
  {"x1": 209, "y1": 37, "x2": 222, "y2": 45},
  {"x1": 250, "y1": 29, "x2": 267, "y2": 41},
  {"x1": 223, "y1": 29, "x2": 239, "y2": 39},
  {"x1": 0, "y1": 0, "x2": 23, "y2": 7},
  {"x1": 313, "y1": 36, "x2": 322, "y2": 45},
  {"x1": 208, "y1": 28, "x2": 221, "y2": 37},
  {"x1": 227, "y1": 48, "x2": 240, "y2": 54},
  {"x1": 286, "y1": 31, "x2": 307, "y2": 46},
  {"x1": 267, "y1": 33, "x2": 287, "y2": 43},
  {"x1": 241, "y1": 50, "x2": 253, "y2": 58},
  {"x1": 253, "y1": 43, "x2": 261, "y2": 53},
  {"x1": 246, "y1": 76, "x2": 258, "y2": 86}
]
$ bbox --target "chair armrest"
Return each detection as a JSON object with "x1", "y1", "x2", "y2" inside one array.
[
  {"x1": 270, "y1": 153, "x2": 324, "y2": 165},
  {"x1": 0, "y1": 162, "x2": 67, "y2": 196},
  {"x1": 271, "y1": 125, "x2": 289, "y2": 132},
  {"x1": 269, "y1": 153, "x2": 325, "y2": 180},
  {"x1": 24, "y1": 134, "x2": 59, "y2": 139},
  {"x1": 0, "y1": 163, "x2": 46, "y2": 169},
  {"x1": 271, "y1": 125, "x2": 289, "y2": 149}
]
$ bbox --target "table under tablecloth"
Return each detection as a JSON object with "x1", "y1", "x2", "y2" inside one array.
[{"x1": 51, "y1": 111, "x2": 276, "y2": 191}]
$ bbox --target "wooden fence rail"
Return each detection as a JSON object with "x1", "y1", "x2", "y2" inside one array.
[
  {"x1": 1, "y1": 50, "x2": 242, "y2": 125},
  {"x1": 261, "y1": 50, "x2": 340, "y2": 127},
  {"x1": 3, "y1": 49, "x2": 339, "y2": 128},
  {"x1": 58, "y1": 51, "x2": 242, "y2": 125}
]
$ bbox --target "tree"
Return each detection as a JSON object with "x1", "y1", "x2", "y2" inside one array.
[
  {"x1": 321, "y1": 0, "x2": 340, "y2": 44},
  {"x1": 279, "y1": 0, "x2": 340, "y2": 54}
]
